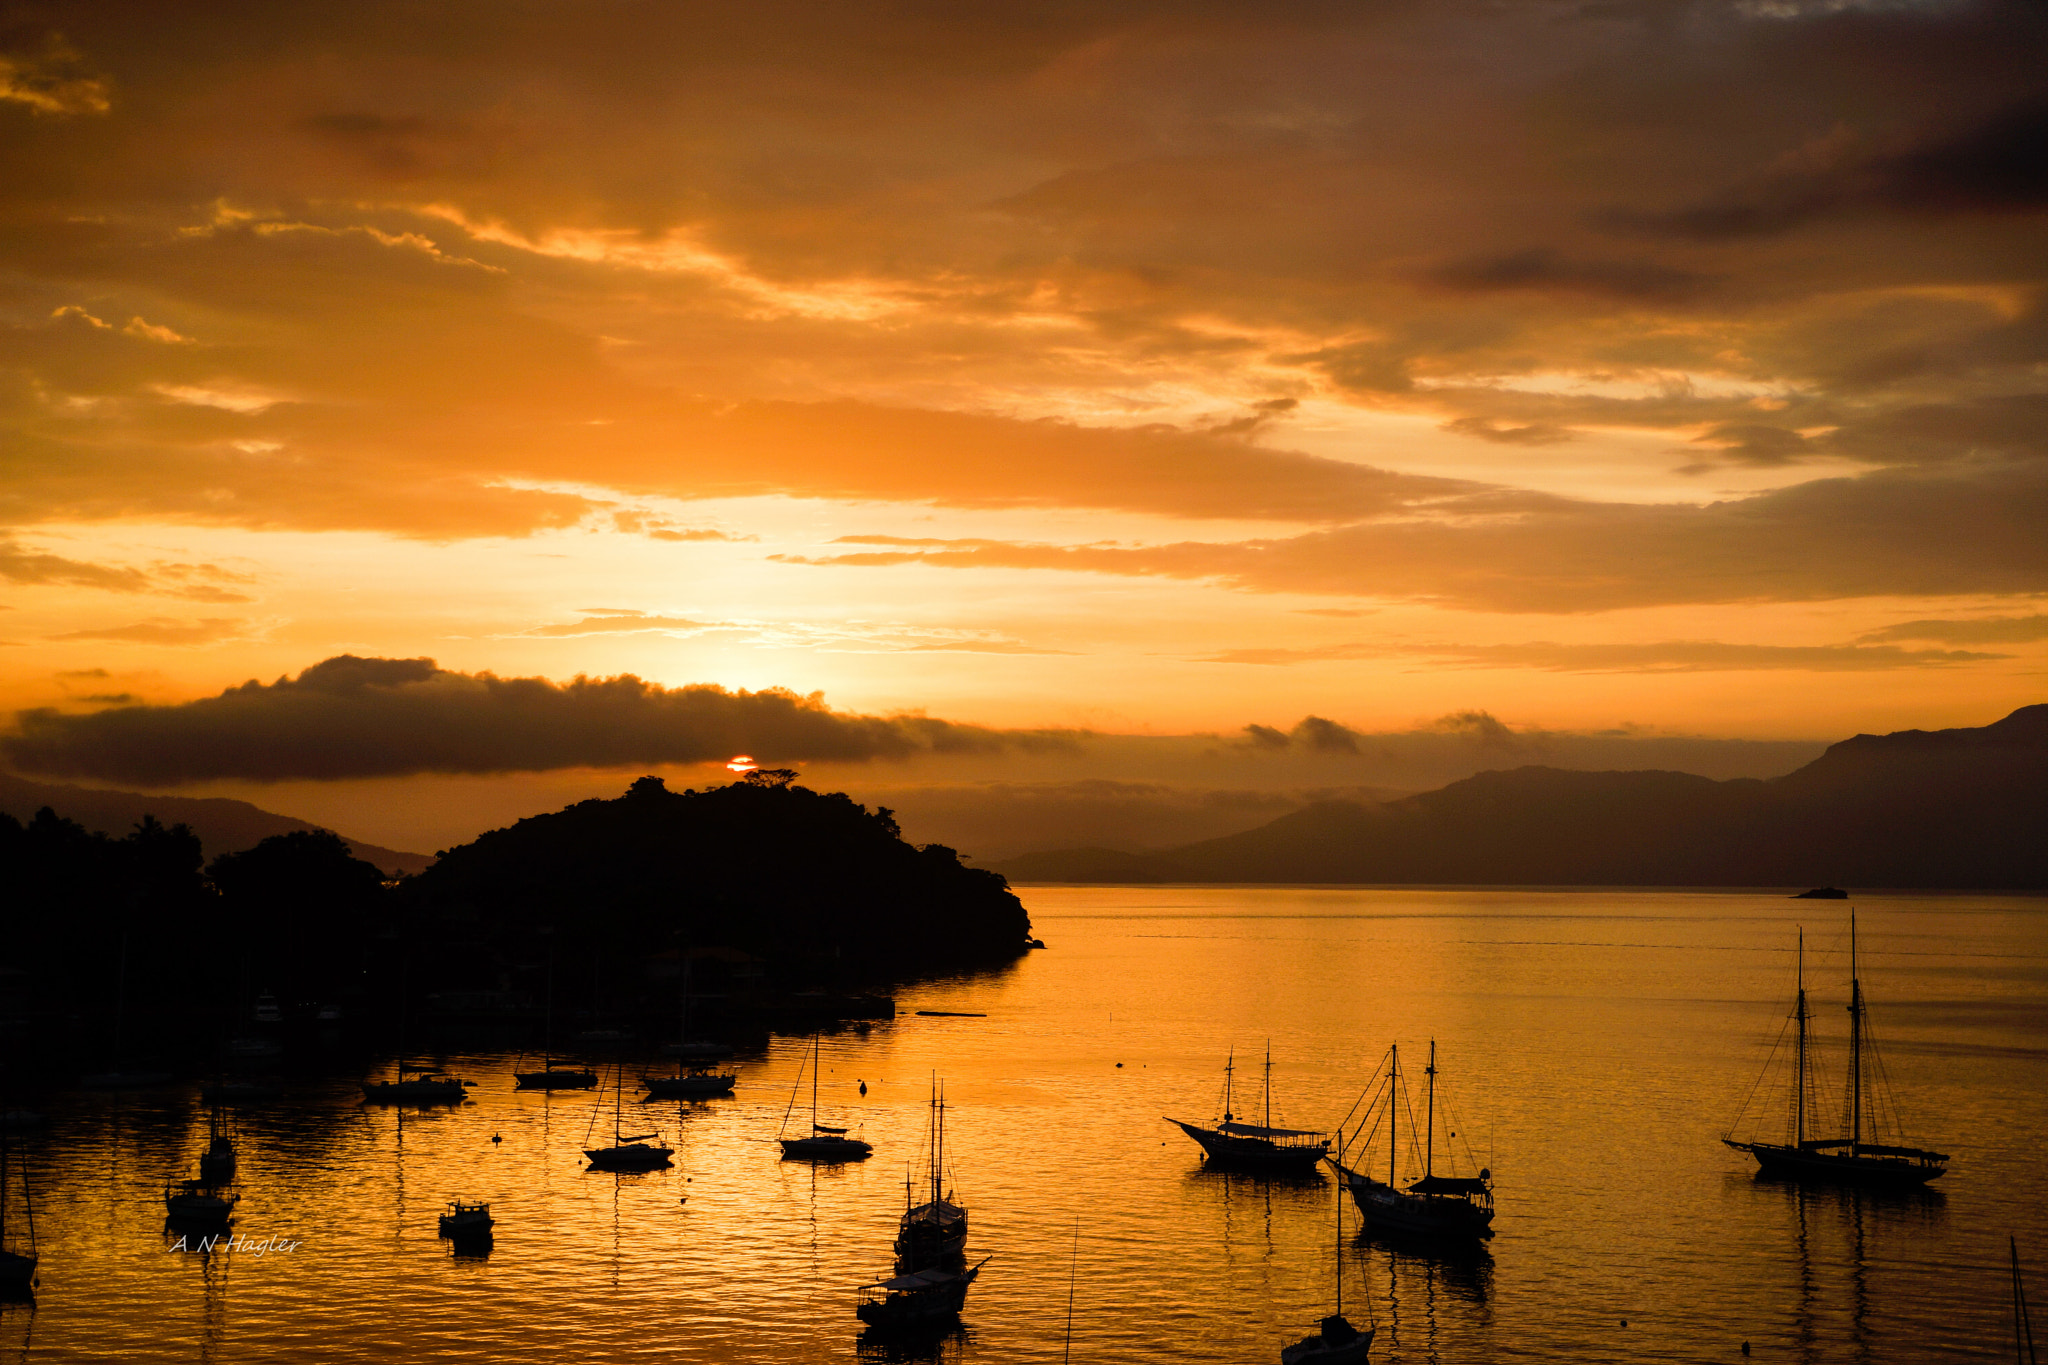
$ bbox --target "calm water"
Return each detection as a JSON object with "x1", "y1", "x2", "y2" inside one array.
[{"x1": 4, "y1": 887, "x2": 2045, "y2": 1363}]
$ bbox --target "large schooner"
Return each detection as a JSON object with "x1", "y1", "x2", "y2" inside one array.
[
  {"x1": 895, "y1": 1077, "x2": 968, "y2": 1271},
  {"x1": 1332, "y1": 1041, "x2": 1494, "y2": 1242},
  {"x1": 1167, "y1": 1044, "x2": 1330, "y2": 1174},
  {"x1": 1723, "y1": 913, "x2": 1948, "y2": 1185}
]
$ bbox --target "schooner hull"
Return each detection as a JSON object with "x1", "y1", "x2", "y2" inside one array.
[
  {"x1": 1172, "y1": 1121, "x2": 1329, "y2": 1173},
  {"x1": 1341, "y1": 1171, "x2": 1494, "y2": 1240},
  {"x1": 1726, "y1": 1140, "x2": 1944, "y2": 1185}
]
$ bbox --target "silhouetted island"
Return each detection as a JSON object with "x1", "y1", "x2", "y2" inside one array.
[
  {"x1": 996, "y1": 704, "x2": 2048, "y2": 889},
  {"x1": 405, "y1": 770, "x2": 1033, "y2": 974}
]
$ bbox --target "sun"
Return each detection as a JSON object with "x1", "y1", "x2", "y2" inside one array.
[{"x1": 725, "y1": 754, "x2": 757, "y2": 774}]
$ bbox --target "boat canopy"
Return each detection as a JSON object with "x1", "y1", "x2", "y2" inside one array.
[
  {"x1": 1408, "y1": 1174, "x2": 1489, "y2": 1196},
  {"x1": 812, "y1": 1122, "x2": 849, "y2": 1134},
  {"x1": 616, "y1": 1132, "x2": 661, "y2": 1143},
  {"x1": 1218, "y1": 1120, "x2": 1324, "y2": 1139},
  {"x1": 862, "y1": 1267, "x2": 961, "y2": 1292},
  {"x1": 904, "y1": 1199, "x2": 965, "y2": 1222}
]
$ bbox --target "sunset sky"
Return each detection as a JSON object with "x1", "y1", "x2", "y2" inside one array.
[{"x1": 2, "y1": 0, "x2": 2043, "y2": 854}]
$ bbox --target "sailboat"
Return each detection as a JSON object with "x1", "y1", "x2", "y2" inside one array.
[
  {"x1": 895, "y1": 1078, "x2": 968, "y2": 1271},
  {"x1": 777, "y1": 1034, "x2": 872, "y2": 1161},
  {"x1": 1282, "y1": 1150, "x2": 1374, "y2": 1364},
  {"x1": 198, "y1": 1096, "x2": 236, "y2": 1183},
  {"x1": 0, "y1": 1140, "x2": 35, "y2": 1292},
  {"x1": 644, "y1": 958, "x2": 737, "y2": 1095},
  {"x1": 515, "y1": 950, "x2": 597, "y2": 1090},
  {"x1": 2016, "y1": 1237, "x2": 2039, "y2": 1365},
  {"x1": 1168, "y1": 1044, "x2": 1330, "y2": 1174},
  {"x1": 1723, "y1": 914, "x2": 1948, "y2": 1185},
  {"x1": 1333, "y1": 1042, "x2": 1494, "y2": 1241},
  {"x1": 583, "y1": 1063, "x2": 674, "y2": 1170},
  {"x1": 164, "y1": 1178, "x2": 237, "y2": 1226},
  {"x1": 659, "y1": 954, "x2": 734, "y2": 1061}
]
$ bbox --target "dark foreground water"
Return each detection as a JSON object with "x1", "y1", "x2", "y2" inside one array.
[{"x1": 3, "y1": 888, "x2": 2044, "y2": 1363}]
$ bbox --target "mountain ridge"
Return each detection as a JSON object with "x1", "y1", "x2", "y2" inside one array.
[{"x1": 995, "y1": 705, "x2": 2048, "y2": 888}]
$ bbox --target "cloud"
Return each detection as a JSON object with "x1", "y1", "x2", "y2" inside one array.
[
  {"x1": 1197, "y1": 639, "x2": 2005, "y2": 672},
  {"x1": 1424, "y1": 249, "x2": 1709, "y2": 301},
  {"x1": 0, "y1": 654, "x2": 1026, "y2": 784},
  {"x1": 1612, "y1": 96, "x2": 2048, "y2": 240},
  {"x1": 783, "y1": 462, "x2": 2048, "y2": 613},
  {"x1": 1856, "y1": 613, "x2": 2048, "y2": 645},
  {"x1": 0, "y1": 537, "x2": 256, "y2": 601},
  {"x1": 1440, "y1": 417, "x2": 1575, "y2": 446},
  {"x1": 0, "y1": 33, "x2": 111, "y2": 116},
  {"x1": 47, "y1": 618, "x2": 248, "y2": 645}
]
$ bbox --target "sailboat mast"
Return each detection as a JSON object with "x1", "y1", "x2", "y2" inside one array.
[
  {"x1": 1388, "y1": 1044, "x2": 1399, "y2": 1187},
  {"x1": 543, "y1": 944, "x2": 555, "y2": 1069},
  {"x1": 1264, "y1": 1040, "x2": 1272, "y2": 1133},
  {"x1": 2015, "y1": 1235, "x2": 2038, "y2": 1365},
  {"x1": 812, "y1": 1034, "x2": 820, "y2": 1128},
  {"x1": 1334, "y1": 1138, "x2": 1343, "y2": 1317},
  {"x1": 936, "y1": 1081, "x2": 946, "y2": 1204},
  {"x1": 1424, "y1": 1040, "x2": 1437, "y2": 1181},
  {"x1": 1849, "y1": 911, "x2": 1864, "y2": 1149},
  {"x1": 1795, "y1": 929, "x2": 1808, "y2": 1147},
  {"x1": 1224, "y1": 1049, "x2": 1235, "y2": 1122}
]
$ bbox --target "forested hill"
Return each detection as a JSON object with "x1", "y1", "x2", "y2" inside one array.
[
  {"x1": 996, "y1": 705, "x2": 2048, "y2": 889},
  {"x1": 406, "y1": 772, "x2": 1033, "y2": 972}
]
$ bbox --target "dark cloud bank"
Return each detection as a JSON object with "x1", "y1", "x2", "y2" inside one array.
[{"x1": 1, "y1": 655, "x2": 1018, "y2": 784}]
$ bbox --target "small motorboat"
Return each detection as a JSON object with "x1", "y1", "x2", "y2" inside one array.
[{"x1": 438, "y1": 1200, "x2": 494, "y2": 1237}]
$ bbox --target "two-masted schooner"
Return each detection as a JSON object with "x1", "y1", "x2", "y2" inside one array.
[
  {"x1": 1332, "y1": 1041, "x2": 1494, "y2": 1242},
  {"x1": 1168, "y1": 1044, "x2": 1331, "y2": 1174},
  {"x1": 1723, "y1": 913, "x2": 1948, "y2": 1185},
  {"x1": 894, "y1": 1078, "x2": 968, "y2": 1271}
]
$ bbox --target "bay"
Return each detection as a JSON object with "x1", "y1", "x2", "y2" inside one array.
[{"x1": 4, "y1": 887, "x2": 2044, "y2": 1362}]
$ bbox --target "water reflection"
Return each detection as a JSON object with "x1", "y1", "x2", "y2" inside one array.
[
  {"x1": 3, "y1": 889, "x2": 2042, "y2": 1364},
  {"x1": 854, "y1": 1322, "x2": 970, "y2": 1364}
]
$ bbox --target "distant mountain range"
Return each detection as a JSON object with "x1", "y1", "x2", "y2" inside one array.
[
  {"x1": 0, "y1": 771, "x2": 434, "y2": 875},
  {"x1": 993, "y1": 705, "x2": 2048, "y2": 889}
]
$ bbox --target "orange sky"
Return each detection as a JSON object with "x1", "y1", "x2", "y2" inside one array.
[{"x1": 2, "y1": 1, "x2": 2043, "y2": 850}]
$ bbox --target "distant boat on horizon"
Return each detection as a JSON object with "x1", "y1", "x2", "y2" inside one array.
[
  {"x1": 1333, "y1": 1041, "x2": 1494, "y2": 1243},
  {"x1": 1168, "y1": 1044, "x2": 1330, "y2": 1174},
  {"x1": 1723, "y1": 914, "x2": 1948, "y2": 1185}
]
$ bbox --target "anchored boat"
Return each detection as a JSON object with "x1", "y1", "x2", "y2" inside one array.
[
  {"x1": 1723, "y1": 914, "x2": 1948, "y2": 1185},
  {"x1": 895, "y1": 1078, "x2": 967, "y2": 1271},
  {"x1": 1168, "y1": 1044, "x2": 1330, "y2": 1174},
  {"x1": 584, "y1": 1064, "x2": 674, "y2": 1170},
  {"x1": 438, "y1": 1200, "x2": 494, "y2": 1237},
  {"x1": 362, "y1": 1061, "x2": 471, "y2": 1104},
  {"x1": 0, "y1": 1139, "x2": 36, "y2": 1292},
  {"x1": 777, "y1": 1034, "x2": 871, "y2": 1161},
  {"x1": 856, "y1": 1256, "x2": 990, "y2": 1331},
  {"x1": 1333, "y1": 1042, "x2": 1494, "y2": 1242}
]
